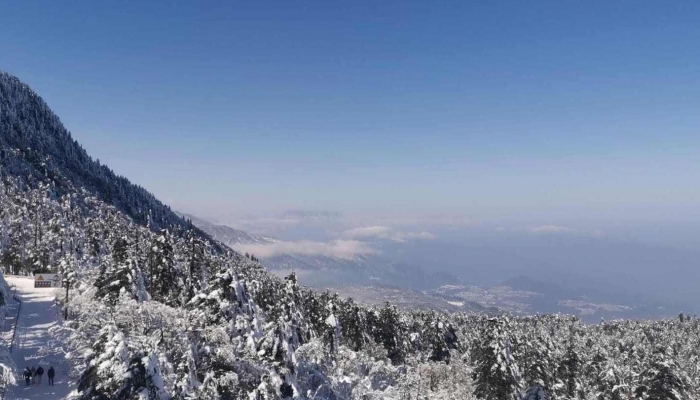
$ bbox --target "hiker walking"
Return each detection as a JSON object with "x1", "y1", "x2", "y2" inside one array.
[
  {"x1": 47, "y1": 366, "x2": 55, "y2": 386},
  {"x1": 30, "y1": 366, "x2": 37, "y2": 384},
  {"x1": 36, "y1": 365, "x2": 44, "y2": 384},
  {"x1": 23, "y1": 367, "x2": 31, "y2": 386}
]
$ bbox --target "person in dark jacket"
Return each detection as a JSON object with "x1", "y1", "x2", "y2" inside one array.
[
  {"x1": 23, "y1": 367, "x2": 31, "y2": 386},
  {"x1": 36, "y1": 365, "x2": 44, "y2": 384},
  {"x1": 47, "y1": 366, "x2": 55, "y2": 386},
  {"x1": 30, "y1": 366, "x2": 36, "y2": 384}
]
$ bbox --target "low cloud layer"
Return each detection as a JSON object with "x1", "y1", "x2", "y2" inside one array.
[
  {"x1": 340, "y1": 225, "x2": 435, "y2": 242},
  {"x1": 530, "y1": 225, "x2": 576, "y2": 234},
  {"x1": 234, "y1": 239, "x2": 377, "y2": 260},
  {"x1": 512, "y1": 224, "x2": 605, "y2": 237}
]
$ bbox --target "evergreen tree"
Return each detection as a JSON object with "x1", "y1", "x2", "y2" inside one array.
[
  {"x1": 372, "y1": 303, "x2": 407, "y2": 365},
  {"x1": 184, "y1": 230, "x2": 205, "y2": 300},
  {"x1": 521, "y1": 330, "x2": 556, "y2": 397},
  {"x1": 95, "y1": 237, "x2": 148, "y2": 305},
  {"x1": 77, "y1": 325, "x2": 130, "y2": 400},
  {"x1": 147, "y1": 229, "x2": 178, "y2": 305},
  {"x1": 557, "y1": 335, "x2": 581, "y2": 398},
  {"x1": 472, "y1": 317, "x2": 523, "y2": 400},
  {"x1": 338, "y1": 300, "x2": 367, "y2": 352},
  {"x1": 635, "y1": 347, "x2": 688, "y2": 400}
]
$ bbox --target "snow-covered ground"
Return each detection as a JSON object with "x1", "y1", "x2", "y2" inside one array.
[{"x1": 4, "y1": 276, "x2": 72, "y2": 400}]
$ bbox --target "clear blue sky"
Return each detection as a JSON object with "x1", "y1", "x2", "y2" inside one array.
[{"x1": 1, "y1": 1, "x2": 700, "y2": 223}]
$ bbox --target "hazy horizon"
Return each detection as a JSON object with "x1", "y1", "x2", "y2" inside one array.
[{"x1": 2, "y1": 1, "x2": 700, "y2": 232}]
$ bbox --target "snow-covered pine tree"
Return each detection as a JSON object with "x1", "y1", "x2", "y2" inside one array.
[
  {"x1": 183, "y1": 230, "x2": 205, "y2": 300},
  {"x1": 147, "y1": 229, "x2": 179, "y2": 305},
  {"x1": 95, "y1": 236, "x2": 149, "y2": 305},
  {"x1": 635, "y1": 346, "x2": 689, "y2": 400},
  {"x1": 77, "y1": 324, "x2": 130, "y2": 400},
  {"x1": 77, "y1": 324, "x2": 170, "y2": 400},
  {"x1": 421, "y1": 311, "x2": 457, "y2": 363},
  {"x1": 368, "y1": 303, "x2": 407, "y2": 365},
  {"x1": 337, "y1": 300, "x2": 367, "y2": 352},
  {"x1": 555, "y1": 330, "x2": 581, "y2": 399},
  {"x1": 103, "y1": 351, "x2": 168, "y2": 400},
  {"x1": 472, "y1": 317, "x2": 523, "y2": 400},
  {"x1": 520, "y1": 325, "x2": 556, "y2": 398}
]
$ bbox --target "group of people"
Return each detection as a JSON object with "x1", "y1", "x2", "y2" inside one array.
[{"x1": 23, "y1": 365, "x2": 56, "y2": 386}]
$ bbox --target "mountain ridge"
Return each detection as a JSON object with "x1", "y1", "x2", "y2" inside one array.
[
  {"x1": 183, "y1": 212, "x2": 465, "y2": 291},
  {"x1": 0, "y1": 71, "x2": 211, "y2": 240}
]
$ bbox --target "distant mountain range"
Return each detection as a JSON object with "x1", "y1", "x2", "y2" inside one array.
[
  {"x1": 182, "y1": 213, "x2": 463, "y2": 291},
  {"x1": 181, "y1": 213, "x2": 277, "y2": 245},
  {"x1": 184, "y1": 213, "x2": 690, "y2": 321}
]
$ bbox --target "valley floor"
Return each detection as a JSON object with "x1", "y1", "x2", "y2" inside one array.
[{"x1": 5, "y1": 276, "x2": 72, "y2": 400}]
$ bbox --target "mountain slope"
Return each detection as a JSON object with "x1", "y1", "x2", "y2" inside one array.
[
  {"x1": 0, "y1": 72, "x2": 193, "y2": 233},
  {"x1": 180, "y1": 213, "x2": 277, "y2": 245}
]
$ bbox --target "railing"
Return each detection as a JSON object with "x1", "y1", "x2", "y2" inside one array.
[
  {"x1": 1, "y1": 284, "x2": 22, "y2": 400},
  {"x1": 9, "y1": 288, "x2": 21, "y2": 354}
]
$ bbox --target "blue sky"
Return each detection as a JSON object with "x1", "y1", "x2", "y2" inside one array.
[{"x1": 2, "y1": 1, "x2": 700, "y2": 225}]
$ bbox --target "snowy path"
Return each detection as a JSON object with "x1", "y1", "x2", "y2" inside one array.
[{"x1": 4, "y1": 276, "x2": 72, "y2": 400}]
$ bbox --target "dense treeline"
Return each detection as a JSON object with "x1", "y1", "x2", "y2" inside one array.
[{"x1": 0, "y1": 71, "x2": 201, "y2": 232}]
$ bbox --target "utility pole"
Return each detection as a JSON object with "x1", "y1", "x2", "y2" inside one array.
[{"x1": 63, "y1": 279, "x2": 70, "y2": 320}]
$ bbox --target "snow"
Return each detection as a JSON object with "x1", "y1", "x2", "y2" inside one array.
[
  {"x1": 325, "y1": 314, "x2": 338, "y2": 328},
  {"x1": 4, "y1": 276, "x2": 72, "y2": 400}
]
